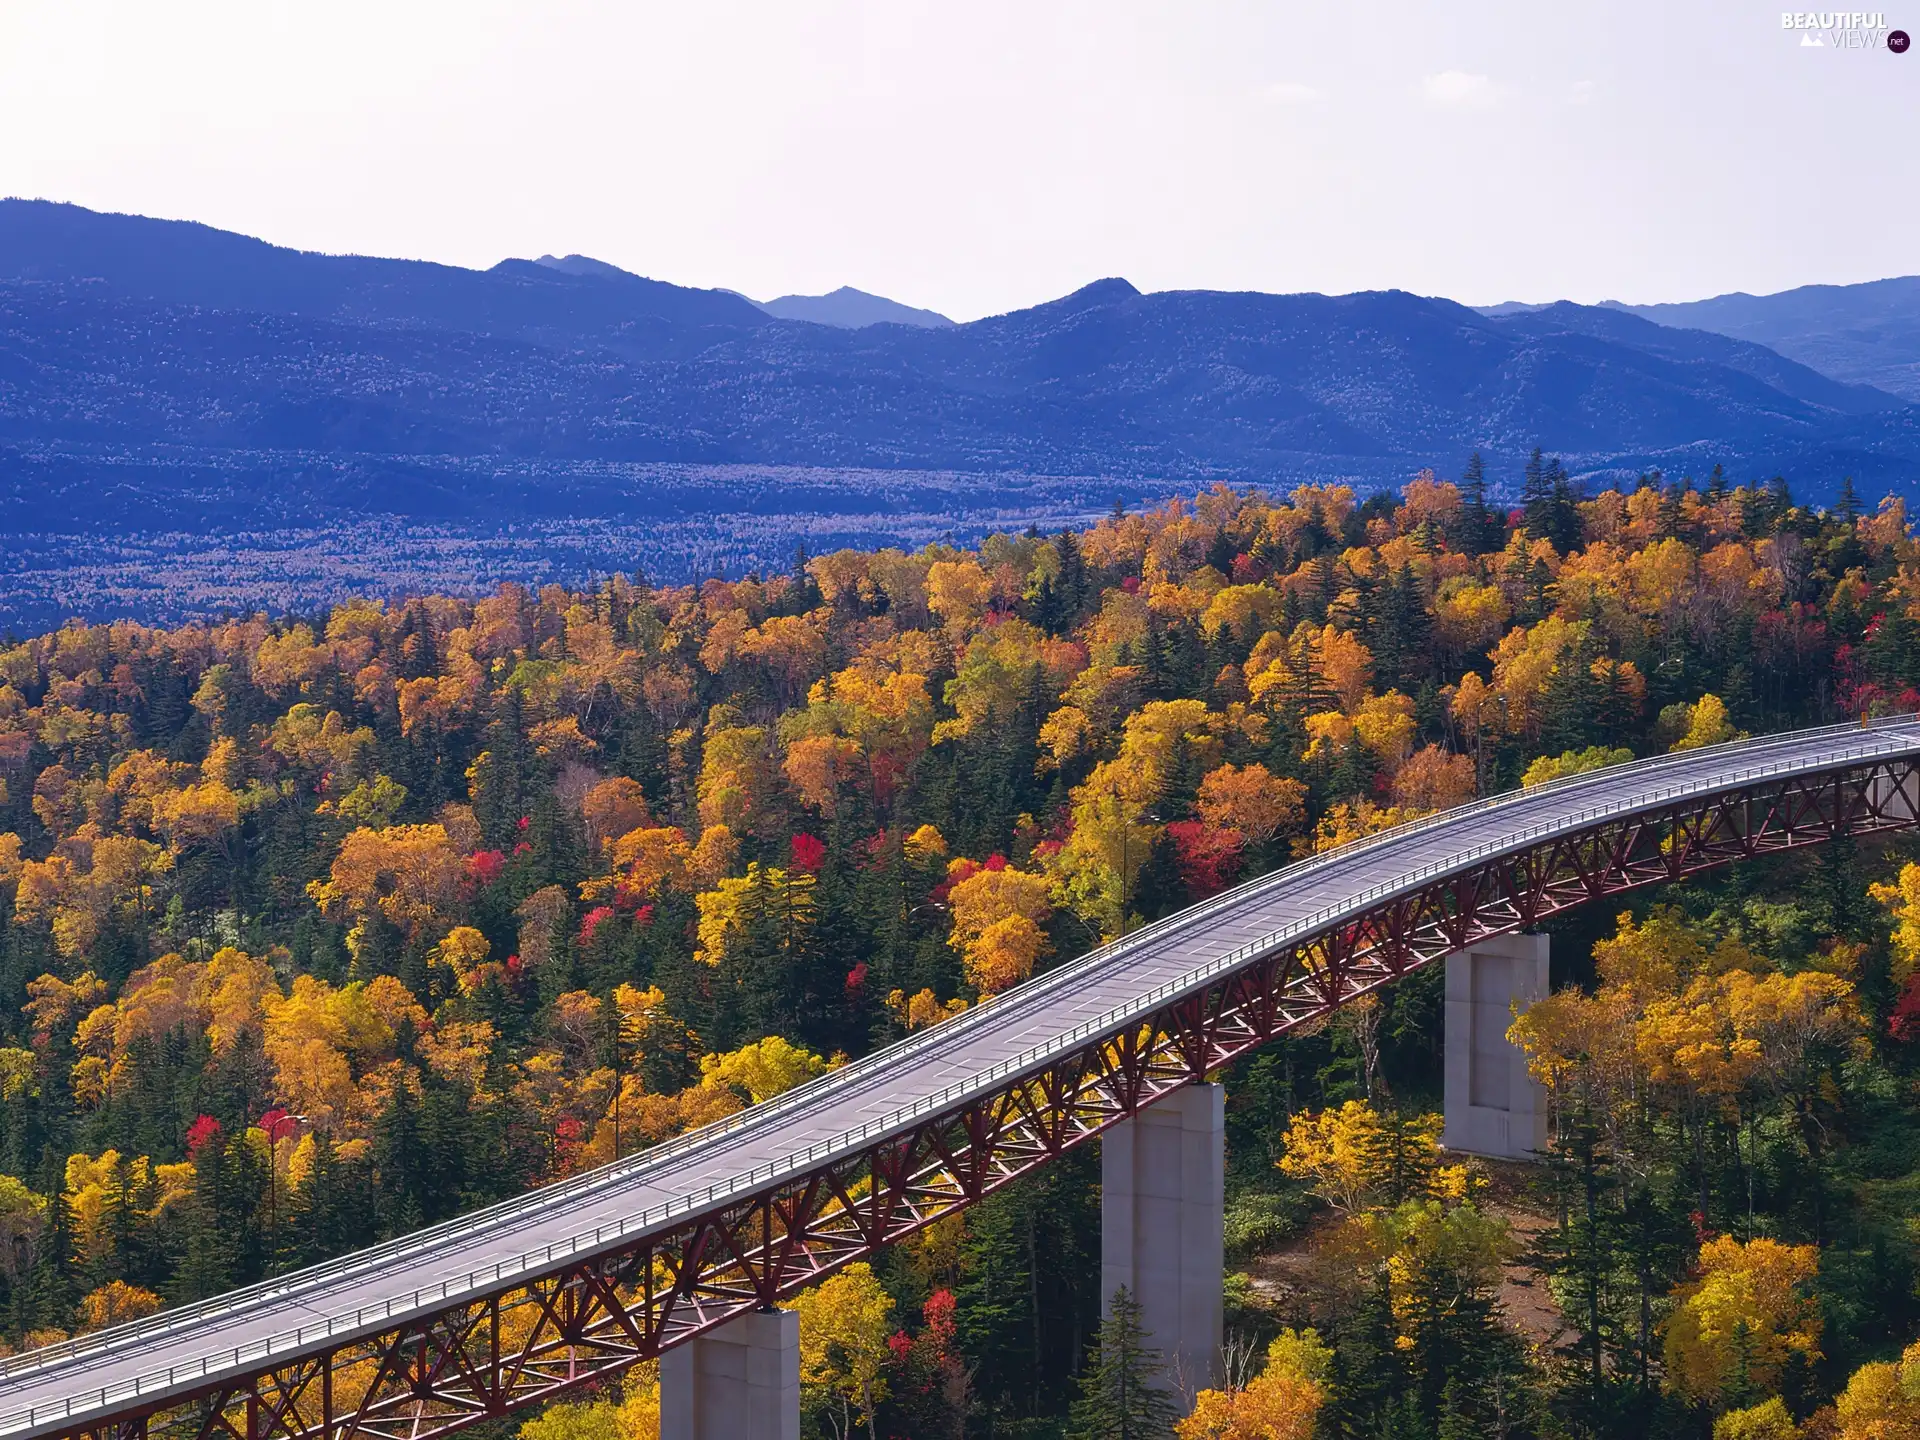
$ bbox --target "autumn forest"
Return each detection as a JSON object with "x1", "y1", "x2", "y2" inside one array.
[{"x1": 6, "y1": 458, "x2": 1920, "y2": 1440}]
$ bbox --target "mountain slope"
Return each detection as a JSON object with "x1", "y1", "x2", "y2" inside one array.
[
  {"x1": 0, "y1": 200, "x2": 770, "y2": 358},
  {"x1": 1487, "y1": 301, "x2": 1902, "y2": 417},
  {"x1": 1611, "y1": 277, "x2": 1920, "y2": 402},
  {"x1": 757, "y1": 286, "x2": 954, "y2": 329}
]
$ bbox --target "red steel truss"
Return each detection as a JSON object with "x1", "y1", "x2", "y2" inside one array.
[{"x1": 41, "y1": 756, "x2": 1920, "y2": 1440}]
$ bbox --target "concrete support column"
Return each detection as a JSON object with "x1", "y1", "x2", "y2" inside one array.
[
  {"x1": 659, "y1": 1307, "x2": 799, "y2": 1440},
  {"x1": 1443, "y1": 933, "x2": 1550, "y2": 1159},
  {"x1": 1101, "y1": 1082, "x2": 1224, "y2": 1404}
]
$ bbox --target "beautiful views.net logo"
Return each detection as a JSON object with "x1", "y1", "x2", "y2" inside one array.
[{"x1": 1780, "y1": 11, "x2": 1910, "y2": 49}]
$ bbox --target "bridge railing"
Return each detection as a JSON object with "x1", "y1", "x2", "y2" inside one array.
[{"x1": 3, "y1": 715, "x2": 1916, "y2": 1435}]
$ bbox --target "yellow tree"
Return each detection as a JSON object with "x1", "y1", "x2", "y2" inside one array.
[
  {"x1": 77, "y1": 1280, "x2": 164, "y2": 1332},
  {"x1": 1277, "y1": 1101, "x2": 1439, "y2": 1214},
  {"x1": 1869, "y1": 863, "x2": 1920, "y2": 988},
  {"x1": 1662, "y1": 1235, "x2": 1821, "y2": 1409},
  {"x1": 814, "y1": 637, "x2": 938, "y2": 800},
  {"x1": 1390, "y1": 744, "x2": 1477, "y2": 812},
  {"x1": 587, "y1": 826, "x2": 692, "y2": 906},
  {"x1": 1521, "y1": 745, "x2": 1634, "y2": 788},
  {"x1": 1591, "y1": 908, "x2": 1711, "y2": 1001},
  {"x1": 946, "y1": 861, "x2": 1054, "y2": 994},
  {"x1": 935, "y1": 620, "x2": 1078, "y2": 743},
  {"x1": 579, "y1": 777, "x2": 651, "y2": 853},
  {"x1": 1711, "y1": 1399, "x2": 1799, "y2": 1440},
  {"x1": 1304, "y1": 801, "x2": 1425, "y2": 856},
  {"x1": 693, "y1": 863, "x2": 814, "y2": 969},
  {"x1": 782, "y1": 733, "x2": 865, "y2": 816},
  {"x1": 1432, "y1": 579, "x2": 1510, "y2": 665},
  {"x1": 1670, "y1": 694, "x2": 1744, "y2": 752},
  {"x1": 1488, "y1": 614, "x2": 1589, "y2": 739},
  {"x1": 429, "y1": 927, "x2": 492, "y2": 994},
  {"x1": 694, "y1": 714, "x2": 777, "y2": 834},
  {"x1": 1352, "y1": 691, "x2": 1417, "y2": 769},
  {"x1": 1834, "y1": 1337, "x2": 1920, "y2": 1440},
  {"x1": 1051, "y1": 699, "x2": 1227, "y2": 936},
  {"x1": 14, "y1": 833, "x2": 173, "y2": 961},
  {"x1": 789, "y1": 1261, "x2": 896, "y2": 1440},
  {"x1": 1509, "y1": 984, "x2": 1642, "y2": 1155},
  {"x1": 516, "y1": 1365, "x2": 659, "y2": 1440},
  {"x1": 266, "y1": 704, "x2": 374, "y2": 785},
  {"x1": 307, "y1": 823, "x2": 464, "y2": 954},
  {"x1": 64, "y1": 948, "x2": 278, "y2": 1107},
  {"x1": 699, "y1": 1035, "x2": 834, "y2": 1104},
  {"x1": 261, "y1": 975, "x2": 405, "y2": 1135},
  {"x1": 738, "y1": 613, "x2": 828, "y2": 709},
  {"x1": 925, "y1": 557, "x2": 995, "y2": 640},
  {"x1": 1053, "y1": 773, "x2": 1160, "y2": 939},
  {"x1": 1195, "y1": 763, "x2": 1306, "y2": 845},
  {"x1": 1179, "y1": 1328, "x2": 1330, "y2": 1440}
]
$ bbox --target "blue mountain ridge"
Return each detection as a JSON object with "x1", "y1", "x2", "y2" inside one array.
[
  {"x1": 1607, "y1": 277, "x2": 1920, "y2": 404},
  {"x1": 1, "y1": 198, "x2": 1915, "y2": 538},
  {"x1": 757, "y1": 286, "x2": 954, "y2": 329}
]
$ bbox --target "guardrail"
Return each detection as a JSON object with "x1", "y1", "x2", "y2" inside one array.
[
  {"x1": 1, "y1": 715, "x2": 1889, "y2": 1386},
  {"x1": 4, "y1": 715, "x2": 1917, "y2": 1436}
]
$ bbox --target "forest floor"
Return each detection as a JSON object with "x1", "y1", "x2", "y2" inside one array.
[
  {"x1": 1240, "y1": 1157, "x2": 1566, "y2": 1349},
  {"x1": 1478, "y1": 1159, "x2": 1567, "y2": 1350}
]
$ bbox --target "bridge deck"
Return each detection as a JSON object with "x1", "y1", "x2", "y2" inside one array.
[{"x1": 4, "y1": 717, "x2": 1918, "y2": 1433}]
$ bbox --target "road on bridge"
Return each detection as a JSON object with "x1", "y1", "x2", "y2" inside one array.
[{"x1": 5, "y1": 716, "x2": 1919, "y2": 1440}]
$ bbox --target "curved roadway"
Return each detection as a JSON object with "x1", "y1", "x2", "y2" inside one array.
[{"x1": 6, "y1": 716, "x2": 1920, "y2": 1436}]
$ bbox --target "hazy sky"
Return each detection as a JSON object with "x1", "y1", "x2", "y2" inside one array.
[{"x1": 1, "y1": 1, "x2": 1913, "y2": 321}]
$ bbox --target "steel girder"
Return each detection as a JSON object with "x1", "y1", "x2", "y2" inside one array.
[{"x1": 44, "y1": 755, "x2": 1920, "y2": 1440}]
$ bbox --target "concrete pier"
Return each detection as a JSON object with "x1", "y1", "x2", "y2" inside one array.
[
  {"x1": 659, "y1": 1307, "x2": 800, "y2": 1440},
  {"x1": 1101, "y1": 1082, "x2": 1224, "y2": 1403},
  {"x1": 1442, "y1": 933, "x2": 1549, "y2": 1159}
]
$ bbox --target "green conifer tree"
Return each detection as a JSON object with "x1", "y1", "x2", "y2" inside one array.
[
  {"x1": 1458, "y1": 451, "x2": 1494, "y2": 554},
  {"x1": 1064, "y1": 1286, "x2": 1178, "y2": 1440},
  {"x1": 1521, "y1": 447, "x2": 1553, "y2": 539}
]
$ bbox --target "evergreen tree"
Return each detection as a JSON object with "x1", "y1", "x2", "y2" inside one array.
[
  {"x1": 1521, "y1": 447, "x2": 1553, "y2": 540},
  {"x1": 1545, "y1": 455, "x2": 1585, "y2": 554},
  {"x1": 1836, "y1": 474, "x2": 1861, "y2": 525},
  {"x1": 786, "y1": 540, "x2": 822, "y2": 612},
  {"x1": 1617, "y1": 1183, "x2": 1691, "y2": 1402},
  {"x1": 171, "y1": 1143, "x2": 236, "y2": 1302},
  {"x1": 1659, "y1": 475, "x2": 1690, "y2": 540},
  {"x1": 373, "y1": 1080, "x2": 426, "y2": 1238},
  {"x1": 1531, "y1": 1119, "x2": 1619, "y2": 1395},
  {"x1": 1458, "y1": 451, "x2": 1494, "y2": 554},
  {"x1": 1053, "y1": 526, "x2": 1089, "y2": 622},
  {"x1": 1323, "y1": 1272, "x2": 1408, "y2": 1439},
  {"x1": 286, "y1": 1136, "x2": 378, "y2": 1270},
  {"x1": 1371, "y1": 565, "x2": 1433, "y2": 693},
  {"x1": 1540, "y1": 629, "x2": 1606, "y2": 755},
  {"x1": 955, "y1": 1154, "x2": 1101, "y2": 1426},
  {"x1": 1064, "y1": 1286, "x2": 1178, "y2": 1440}
]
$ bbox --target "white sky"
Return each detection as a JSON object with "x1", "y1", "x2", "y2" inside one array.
[{"x1": 0, "y1": 1, "x2": 1913, "y2": 321}]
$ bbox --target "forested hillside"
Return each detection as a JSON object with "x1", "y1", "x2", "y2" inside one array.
[{"x1": 5, "y1": 458, "x2": 1920, "y2": 1438}]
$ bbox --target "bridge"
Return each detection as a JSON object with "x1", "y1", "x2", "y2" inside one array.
[{"x1": 5, "y1": 718, "x2": 1920, "y2": 1440}]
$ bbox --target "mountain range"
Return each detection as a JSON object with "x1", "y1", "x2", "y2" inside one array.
[
  {"x1": 1, "y1": 199, "x2": 1917, "y2": 549},
  {"x1": 1609, "y1": 278, "x2": 1920, "y2": 404}
]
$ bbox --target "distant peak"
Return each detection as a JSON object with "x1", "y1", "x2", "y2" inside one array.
[
  {"x1": 1056, "y1": 277, "x2": 1141, "y2": 309},
  {"x1": 529, "y1": 254, "x2": 642, "y2": 283},
  {"x1": 757, "y1": 287, "x2": 953, "y2": 329}
]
